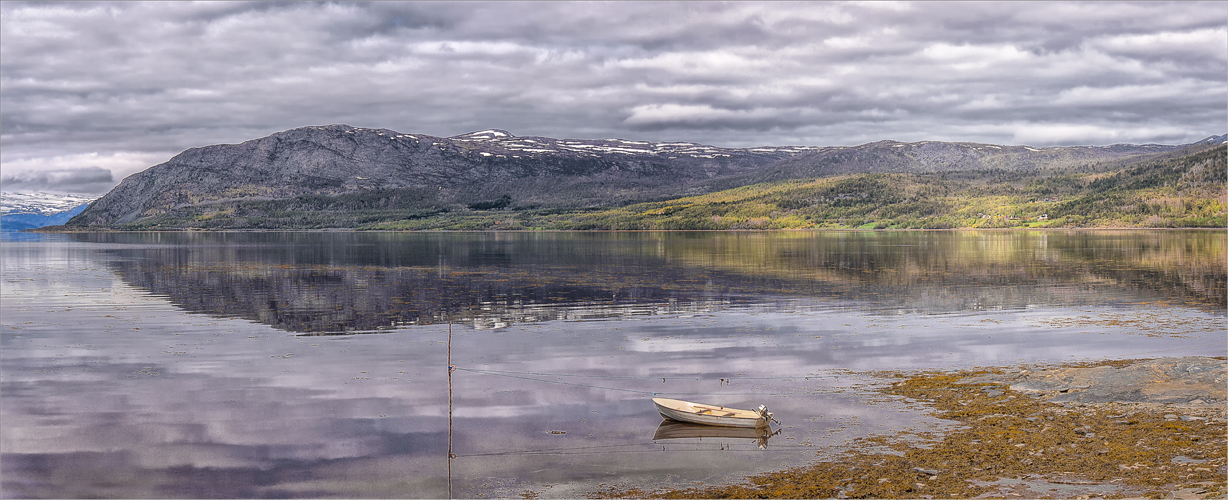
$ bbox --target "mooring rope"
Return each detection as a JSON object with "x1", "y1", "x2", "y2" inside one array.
[
  {"x1": 452, "y1": 441, "x2": 820, "y2": 458},
  {"x1": 453, "y1": 367, "x2": 661, "y2": 395},
  {"x1": 450, "y1": 336, "x2": 1227, "y2": 398},
  {"x1": 453, "y1": 367, "x2": 835, "y2": 396},
  {"x1": 458, "y1": 366, "x2": 842, "y2": 381}
]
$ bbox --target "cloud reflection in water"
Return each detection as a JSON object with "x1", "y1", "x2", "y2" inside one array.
[{"x1": 2, "y1": 231, "x2": 1223, "y2": 498}]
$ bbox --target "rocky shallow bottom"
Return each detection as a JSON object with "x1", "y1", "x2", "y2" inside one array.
[{"x1": 589, "y1": 357, "x2": 1226, "y2": 499}]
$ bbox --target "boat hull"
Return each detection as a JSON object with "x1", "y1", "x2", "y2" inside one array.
[{"x1": 651, "y1": 397, "x2": 767, "y2": 428}]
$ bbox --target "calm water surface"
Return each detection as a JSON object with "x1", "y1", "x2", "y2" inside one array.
[{"x1": 2, "y1": 231, "x2": 1224, "y2": 498}]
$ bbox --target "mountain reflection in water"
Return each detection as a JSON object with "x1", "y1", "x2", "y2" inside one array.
[{"x1": 88, "y1": 230, "x2": 1225, "y2": 334}]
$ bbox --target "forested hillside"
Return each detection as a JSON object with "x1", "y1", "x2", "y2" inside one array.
[{"x1": 365, "y1": 144, "x2": 1227, "y2": 231}]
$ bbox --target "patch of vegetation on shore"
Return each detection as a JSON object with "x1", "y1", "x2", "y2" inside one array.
[
  {"x1": 101, "y1": 188, "x2": 450, "y2": 230},
  {"x1": 589, "y1": 359, "x2": 1226, "y2": 499}
]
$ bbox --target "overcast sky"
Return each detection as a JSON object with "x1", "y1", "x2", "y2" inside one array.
[{"x1": 2, "y1": 1, "x2": 1225, "y2": 194}]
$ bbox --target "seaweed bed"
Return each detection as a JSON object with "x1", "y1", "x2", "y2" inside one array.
[{"x1": 587, "y1": 357, "x2": 1226, "y2": 499}]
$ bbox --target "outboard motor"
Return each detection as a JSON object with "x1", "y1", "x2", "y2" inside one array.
[{"x1": 756, "y1": 404, "x2": 780, "y2": 426}]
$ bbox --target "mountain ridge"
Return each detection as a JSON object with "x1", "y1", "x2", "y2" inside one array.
[
  {"x1": 69, "y1": 124, "x2": 809, "y2": 227},
  {"x1": 56, "y1": 125, "x2": 1227, "y2": 230}
]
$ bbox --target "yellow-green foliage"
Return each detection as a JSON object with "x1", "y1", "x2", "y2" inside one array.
[
  {"x1": 468, "y1": 146, "x2": 1223, "y2": 231},
  {"x1": 364, "y1": 158, "x2": 1225, "y2": 230},
  {"x1": 218, "y1": 185, "x2": 274, "y2": 199}
]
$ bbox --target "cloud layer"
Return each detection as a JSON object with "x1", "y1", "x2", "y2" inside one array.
[
  {"x1": 1, "y1": 1, "x2": 1224, "y2": 193},
  {"x1": 0, "y1": 166, "x2": 113, "y2": 194}
]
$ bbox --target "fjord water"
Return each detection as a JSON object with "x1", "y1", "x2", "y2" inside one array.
[{"x1": 2, "y1": 230, "x2": 1224, "y2": 498}]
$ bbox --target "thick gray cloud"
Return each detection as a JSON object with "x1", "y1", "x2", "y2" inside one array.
[
  {"x1": 1, "y1": 1, "x2": 1224, "y2": 194},
  {"x1": 0, "y1": 166, "x2": 113, "y2": 194}
]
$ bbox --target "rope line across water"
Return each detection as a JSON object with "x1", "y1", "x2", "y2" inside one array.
[
  {"x1": 452, "y1": 367, "x2": 834, "y2": 396},
  {"x1": 456, "y1": 367, "x2": 842, "y2": 381},
  {"x1": 453, "y1": 367, "x2": 660, "y2": 395},
  {"x1": 452, "y1": 442, "x2": 821, "y2": 458},
  {"x1": 452, "y1": 339, "x2": 1228, "y2": 395}
]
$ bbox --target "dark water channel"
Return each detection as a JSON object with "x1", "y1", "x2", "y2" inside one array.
[{"x1": 2, "y1": 231, "x2": 1224, "y2": 498}]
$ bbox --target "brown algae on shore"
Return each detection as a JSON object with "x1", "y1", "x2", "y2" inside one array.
[{"x1": 590, "y1": 357, "x2": 1226, "y2": 499}]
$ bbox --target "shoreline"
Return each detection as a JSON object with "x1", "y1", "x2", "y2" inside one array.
[
  {"x1": 590, "y1": 357, "x2": 1227, "y2": 499},
  {"x1": 21, "y1": 226, "x2": 1228, "y2": 234}
]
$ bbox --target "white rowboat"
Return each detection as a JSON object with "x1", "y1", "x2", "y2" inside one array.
[{"x1": 651, "y1": 397, "x2": 774, "y2": 428}]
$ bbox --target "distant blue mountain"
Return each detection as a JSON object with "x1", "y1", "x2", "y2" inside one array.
[{"x1": 0, "y1": 203, "x2": 90, "y2": 232}]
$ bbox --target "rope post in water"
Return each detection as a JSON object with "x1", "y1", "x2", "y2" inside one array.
[{"x1": 447, "y1": 320, "x2": 453, "y2": 499}]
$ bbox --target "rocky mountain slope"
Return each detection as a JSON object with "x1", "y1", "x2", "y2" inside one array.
[
  {"x1": 62, "y1": 125, "x2": 1225, "y2": 229},
  {"x1": 68, "y1": 125, "x2": 807, "y2": 227}
]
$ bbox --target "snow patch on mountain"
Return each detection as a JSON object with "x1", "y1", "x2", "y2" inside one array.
[
  {"x1": 1, "y1": 192, "x2": 98, "y2": 232},
  {"x1": 446, "y1": 129, "x2": 823, "y2": 161},
  {"x1": 2, "y1": 192, "x2": 100, "y2": 216},
  {"x1": 1193, "y1": 134, "x2": 1227, "y2": 145}
]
